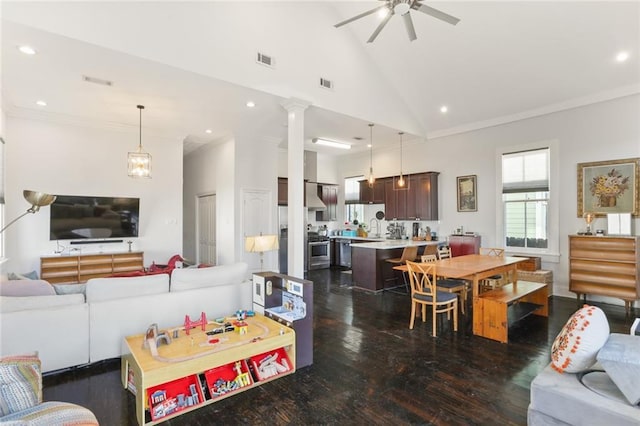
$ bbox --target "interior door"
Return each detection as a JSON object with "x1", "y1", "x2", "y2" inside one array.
[{"x1": 197, "y1": 194, "x2": 216, "y2": 265}]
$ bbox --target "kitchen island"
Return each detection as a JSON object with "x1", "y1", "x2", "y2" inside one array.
[{"x1": 351, "y1": 240, "x2": 442, "y2": 292}]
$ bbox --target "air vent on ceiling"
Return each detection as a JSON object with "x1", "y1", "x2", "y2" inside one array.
[
  {"x1": 256, "y1": 52, "x2": 274, "y2": 68},
  {"x1": 82, "y1": 75, "x2": 113, "y2": 87},
  {"x1": 319, "y1": 77, "x2": 333, "y2": 90}
]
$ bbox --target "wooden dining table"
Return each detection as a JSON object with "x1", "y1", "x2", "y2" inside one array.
[{"x1": 394, "y1": 254, "x2": 529, "y2": 338}]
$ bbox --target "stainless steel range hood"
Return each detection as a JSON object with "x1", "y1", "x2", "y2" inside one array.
[{"x1": 306, "y1": 182, "x2": 326, "y2": 211}]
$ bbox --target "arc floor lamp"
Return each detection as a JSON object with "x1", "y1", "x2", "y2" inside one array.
[{"x1": 0, "y1": 190, "x2": 57, "y2": 234}]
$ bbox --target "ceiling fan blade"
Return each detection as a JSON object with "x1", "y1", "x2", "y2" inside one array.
[
  {"x1": 402, "y1": 12, "x2": 417, "y2": 41},
  {"x1": 367, "y1": 11, "x2": 394, "y2": 43},
  {"x1": 335, "y1": 5, "x2": 388, "y2": 28},
  {"x1": 414, "y1": 2, "x2": 460, "y2": 25}
]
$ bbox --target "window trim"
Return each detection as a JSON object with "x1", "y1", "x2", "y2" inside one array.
[{"x1": 496, "y1": 140, "x2": 560, "y2": 263}]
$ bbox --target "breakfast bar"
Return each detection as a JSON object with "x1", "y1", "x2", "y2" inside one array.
[{"x1": 351, "y1": 240, "x2": 441, "y2": 292}]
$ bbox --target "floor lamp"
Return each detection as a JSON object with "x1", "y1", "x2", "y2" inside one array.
[
  {"x1": 245, "y1": 234, "x2": 279, "y2": 271},
  {"x1": 0, "y1": 190, "x2": 57, "y2": 234}
]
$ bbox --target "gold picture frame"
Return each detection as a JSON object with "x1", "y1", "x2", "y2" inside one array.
[
  {"x1": 457, "y1": 175, "x2": 477, "y2": 212},
  {"x1": 577, "y1": 157, "x2": 640, "y2": 217}
]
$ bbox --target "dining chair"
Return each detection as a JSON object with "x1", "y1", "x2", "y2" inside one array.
[
  {"x1": 421, "y1": 254, "x2": 468, "y2": 314},
  {"x1": 384, "y1": 245, "x2": 419, "y2": 292},
  {"x1": 406, "y1": 261, "x2": 458, "y2": 336},
  {"x1": 479, "y1": 247, "x2": 506, "y2": 291},
  {"x1": 437, "y1": 245, "x2": 452, "y2": 260}
]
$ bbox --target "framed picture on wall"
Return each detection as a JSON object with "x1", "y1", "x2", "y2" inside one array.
[
  {"x1": 457, "y1": 175, "x2": 477, "y2": 212},
  {"x1": 577, "y1": 157, "x2": 640, "y2": 217}
]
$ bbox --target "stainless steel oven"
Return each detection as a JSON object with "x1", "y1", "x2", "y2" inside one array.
[{"x1": 307, "y1": 233, "x2": 330, "y2": 270}]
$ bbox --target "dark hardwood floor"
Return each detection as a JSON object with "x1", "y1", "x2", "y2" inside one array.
[{"x1": 43, "y1": 268, "x2": 635, "y2": 425}]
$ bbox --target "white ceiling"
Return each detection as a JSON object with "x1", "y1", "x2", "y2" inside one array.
[{"x1": 2, "y1": 1, "x2": 639, "y2": 156}]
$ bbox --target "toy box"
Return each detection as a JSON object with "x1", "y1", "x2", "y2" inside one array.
[
  {"x1": 204, "y1": 360, "x2": 253, "y2": 399},
  {"x1": 146, "y1": 374, "x2": 204, "y2": 421},
  {"x1": 249, "y1": 348, "x2": 293, "y2": 381}
]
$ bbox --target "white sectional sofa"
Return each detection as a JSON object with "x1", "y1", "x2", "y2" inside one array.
[{"x1": 0, "y1": 262, "x2": 252, "y2": 373}]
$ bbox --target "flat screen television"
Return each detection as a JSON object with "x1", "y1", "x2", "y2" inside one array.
[{"x1": 50, "y1": 195, "x2": 140, "y2": 240}]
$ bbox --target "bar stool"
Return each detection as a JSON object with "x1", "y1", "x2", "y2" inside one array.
[{"x1": 384, "y1": 245, "x2": 418, "y2": 292}]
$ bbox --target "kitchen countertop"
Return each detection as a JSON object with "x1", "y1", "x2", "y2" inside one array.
[
  {"x1": 328, "y1": 235, "x2": 385, "y2": 242},
  {"x1": 350, "y1": 240, "x2": 441, "y2": 250}
]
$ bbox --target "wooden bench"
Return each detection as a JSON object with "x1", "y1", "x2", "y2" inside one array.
[{"x1": 473, "y1": 281, "x2": 548, "y2": 343}]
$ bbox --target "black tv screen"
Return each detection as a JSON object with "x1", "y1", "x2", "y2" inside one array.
[{"x1": 50, "y1": 195, "x2": 140, "y2": 240}]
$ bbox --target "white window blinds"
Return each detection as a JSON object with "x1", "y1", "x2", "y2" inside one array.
[{"x1": 502, "y1": 148, "x2": 549, "y2": 193}]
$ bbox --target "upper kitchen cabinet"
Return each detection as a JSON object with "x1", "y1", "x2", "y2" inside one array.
[
  {"x1": 278, "y1": 178, "x2": 288, "y2": 205},
  {"x1": 384, "y1": 178, "x2": 407, "y2": 220},
  {"x1": 407, "y1": 172, "x2": 439, "y2": 221},
  {"x1": 316, "y1": 184, "x2": 338, "y2": 222},
  {"x1": 276, "y1": 178, "x2": 306, "y2": 207},
  {"x1": 359, "y1": 179, "x2": 385, "y2": 204}
]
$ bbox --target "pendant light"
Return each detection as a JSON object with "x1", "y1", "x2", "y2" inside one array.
[
  {"x1": 394, "y1": 132, "x2": 409, "y2": 190},
  {"x1": 367, "y1": 124, "x2": 375, "y2": 187},
  {"x1": 127, "y1": 105, "x2": 152, "y2": 178}
]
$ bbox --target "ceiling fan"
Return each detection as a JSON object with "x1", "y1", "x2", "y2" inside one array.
[{"x1": 334, "y1": 0, "x2": 460, "y2": 43}]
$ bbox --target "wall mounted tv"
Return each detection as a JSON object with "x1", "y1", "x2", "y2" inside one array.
[{"x1": 50, "y1": 195, "x2": 140, "y2": 240}]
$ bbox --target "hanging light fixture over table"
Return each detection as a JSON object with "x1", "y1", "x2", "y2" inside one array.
[
  {"x1": 368, "y1": 124, "x2": 375, "y2": 187},
  {"x1": 128, "y1": 105, "x2": 152, "y2": 178},
  {"x1": 394, "y1": 132, "x2": 409, "y2": 190}
]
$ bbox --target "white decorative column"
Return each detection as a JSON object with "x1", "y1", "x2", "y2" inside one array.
[{"x1": 281, "y1": 98, "x2": 310, "y2": 279}]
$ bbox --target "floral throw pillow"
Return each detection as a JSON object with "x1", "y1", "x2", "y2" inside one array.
[
  {"x1": 551, "y1": 305, "x2": 609, "y2": 373},
  {"x1": 0, "y1": 354, "x2": 42, "y2": 416}
]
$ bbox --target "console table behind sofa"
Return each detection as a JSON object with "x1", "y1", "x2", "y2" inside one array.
[{"x1": 41, "y1": 252, "x2": 144, "y2": 284}]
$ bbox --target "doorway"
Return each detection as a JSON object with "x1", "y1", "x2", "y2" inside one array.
[{"x1": 197, "y1": 193, "x2": 216, "y2": 265}]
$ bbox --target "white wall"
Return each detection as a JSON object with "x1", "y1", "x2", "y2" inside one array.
[
  {"x1": 5, "y1": 116, "x2": 183, "y2": 273},
  {"x1": 336, "y1": 95, "x2": 640, "y2": 304}
]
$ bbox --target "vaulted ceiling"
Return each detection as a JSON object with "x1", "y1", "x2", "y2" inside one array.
[{"x1": 2, "y1": 1, "x2": 639, "y2": 156}]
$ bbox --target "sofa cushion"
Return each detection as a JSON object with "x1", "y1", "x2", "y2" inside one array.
[
  {"x1": 51, "y1": 284, "x2": 86, "y2": 297},
  {"x1": 0, "y1": 354, "x2": 42, "y2": 416},
  {"x1": 596, "y1": 333, "x2": 640, "y2": 405},
  {"x1": 8, "y1": 271, "x2": 39, "y2": 281},
  {"x1": 0, "y1": 401, "x2": 99, "y2": 425},
  {"x1": 551, "y1": 305, "x2": 609, "y2": 373},
  {"x1": 170, "y1": 262, "x2": 248, "y2": 292},
  {"x1": 0, "y1": 280, "x2": 56, "y2": 297},
  {"x1": 85, "y1": 274, "x2": 169, "y2": 302},
  {"x1": 0, "y1": 294, "x2": 85, "y2": 313}
]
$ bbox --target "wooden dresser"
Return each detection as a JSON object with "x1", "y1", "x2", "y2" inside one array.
[
  {"x1": 569, "y1": 235, "x2": 639, "y2": 311},
  {"x1": 41, "y1": 251, "x2": 144, "y2": 284}
]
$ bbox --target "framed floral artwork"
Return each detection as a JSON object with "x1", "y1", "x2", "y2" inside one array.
[
  {"x1": 577, "y1": 157, "x2": 640, "y2": 217},
  {"x1": 457, "y1": 175, "x2": 477, "y2": 212}
]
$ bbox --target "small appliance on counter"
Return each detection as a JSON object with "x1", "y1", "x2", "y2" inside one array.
[{"x1": 252, "y1": 272, "x2": 313, "y2": 368}]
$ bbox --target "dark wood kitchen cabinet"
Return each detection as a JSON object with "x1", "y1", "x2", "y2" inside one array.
[
  {"x1": 384, "y1": 173, "x2": 438, "y2": 221},
  {"x1": 359, "y1": 179, "x2": 385, "y2": 204},
  {"x1": 316, "y1": 184, "x2": 338, "y2": 222},
  {"x1": 277, "y1": 178, "x2": 306, "y2": 207}
]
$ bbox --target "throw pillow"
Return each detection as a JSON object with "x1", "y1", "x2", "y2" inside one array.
[
  {"x1": 52, "y1": 283, "x2": 87, "y2": 296},
  {"x1": 551, "y1": 305, "x2": 609, "y2": 373},
  {"x1": 7, "y1": 271, "x2": 39, "y2": 281},
  {"x1": 596, "y1": 333, "x2": 640, "y2": 405},
  {"x1": 0, "y1": 354, "x2": 42, "y2": 416}
]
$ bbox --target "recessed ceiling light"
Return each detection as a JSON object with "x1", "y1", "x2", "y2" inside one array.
[
  {"x1": 378, "y1": 8, "x2": 390, "y2": 19},
  {"x1": 36, "y1": 100, "x2": 47, "y2": 107},
  {"x1": 616, "y1": 51, "x2": 630, "y2": 62},
  {"x1": 440, "y1": 105, "x2": 448, "y2": 113},
  {"x1": 246, "y1": 101, "x2": 256, "y2": 108},
  {"x1": 205, "y1": 129, "x2": 212, "y2": 134},
  {"x1": 367, "y1": 144, "x2": 372, "y2": 148},
  {"x1": 18, "y1": 45, "x2": 37, "y2": 55}
]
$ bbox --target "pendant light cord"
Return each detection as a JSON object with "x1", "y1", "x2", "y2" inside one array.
[{"x1": 137, "y1": 105, "x2": 144, "y2": 151}]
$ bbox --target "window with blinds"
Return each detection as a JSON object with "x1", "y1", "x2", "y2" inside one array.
[
  {"x1": 344, "y1": 176, "x2": 364, "y2": 223},
  {"x1": 502, "y1": 148, "x2": 549, "y2": 249}
]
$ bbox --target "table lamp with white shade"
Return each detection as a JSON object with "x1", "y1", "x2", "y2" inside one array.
[{"x1": 245, "y1": 234, "x2": 279, "y2": 271}]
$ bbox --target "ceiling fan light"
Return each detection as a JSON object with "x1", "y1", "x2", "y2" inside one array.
[{"x1": 378, "y1": 8, "x2": 390, "y2": 18}]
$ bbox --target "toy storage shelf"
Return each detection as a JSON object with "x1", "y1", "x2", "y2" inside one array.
[
  {"x1": 121, "y1": 314, "x2": 296, "y2": 425},
  {"x1": 40, "y1": 252, "x2": 144, "y2": 284}
]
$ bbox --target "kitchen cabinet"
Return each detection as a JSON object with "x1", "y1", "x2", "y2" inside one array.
[
  {"x1": 384, "y1": 179, "x2": 407, "y2": 220},
  {"x1": 277, "y1": 178, "x2": 288, "y2": 205},
  {"x1": 359, "y1": 179, "x2": 385, "y2": 204},
  {"x1": 569, "y1": 235, "x2": 639, "y2": 312},
  {"x1": 383, "y1": 173, "x2": 439, "y2": 221},
  {"x1": 276, "y1": 178, "x2": 306, "y2": 207},
  {"x1": 315, "y1": 184, "x2": 338, "y2": 222}
]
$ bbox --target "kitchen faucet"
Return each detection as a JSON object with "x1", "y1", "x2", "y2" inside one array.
[{"x1": 369, "y1": 218, "x2": 380, "y2": 237}]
